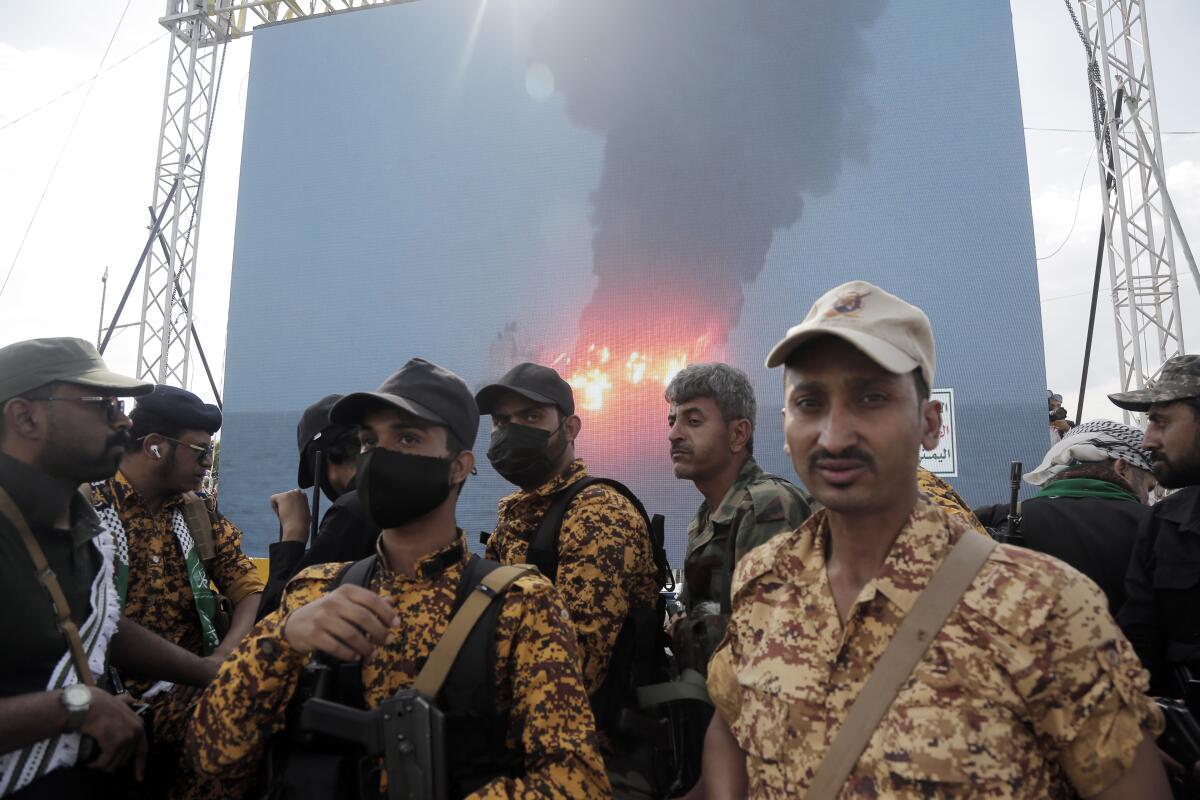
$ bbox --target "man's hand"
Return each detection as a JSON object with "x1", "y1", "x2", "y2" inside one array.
[
  {"x1": 270, "y1": 490, "x2": 312, "y2": 543},
  {"x1": 283, "y1": 585, "x2": 399, "y2": 660},
  {"x1": 78, "y1": 690, "x2": 148, "y2": 779}
]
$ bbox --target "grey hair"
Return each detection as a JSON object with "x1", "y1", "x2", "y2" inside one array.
[{"x1": 665, "y1": 362, "x2": 757, "y2": 453}]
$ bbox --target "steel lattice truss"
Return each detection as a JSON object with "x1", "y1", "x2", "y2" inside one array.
[
  {"x1": 138, "y1": 0, "x2": 406, "y2": 385},
  {"x1": 1076, "y1": 0, "x2": 1185, "y2": 414}
]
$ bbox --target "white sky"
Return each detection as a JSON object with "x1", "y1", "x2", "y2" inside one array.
[{"x1": 1, "y1": 0, "x2": 1197, "y2": 426}]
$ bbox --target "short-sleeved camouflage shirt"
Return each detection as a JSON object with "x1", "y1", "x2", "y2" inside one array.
[
  {"x1": 485, "y1": 459, "x2": 659, "y2": 695},
  {"x1": 708, "y1": 497, "x2": 1163, "y2": 799},
  {"x1": 188, "y1": 534, "x2": 611, "y2": 799},
  {"x1": 672, "y1": 458, "x2": 811, "y2": 674}
]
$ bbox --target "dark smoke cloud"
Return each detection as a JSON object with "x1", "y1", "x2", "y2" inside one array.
[{"x1": 531, "y1": 1, "x2": 885, "y2": 347}]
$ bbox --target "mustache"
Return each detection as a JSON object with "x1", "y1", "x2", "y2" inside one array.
[
  {"x1": 107, "y1": 430, "x2": 131, "y2": 451},
  {"x1": 670, "y1": 444, "x2": 693, "y2": 456},
  {"x1": 808, "y1": 447, "x2": 875, "y2": 470}
]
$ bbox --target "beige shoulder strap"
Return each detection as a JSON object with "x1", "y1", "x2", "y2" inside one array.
[
  {"x1": 0, "y1": 486, "x2": 96, "y2": 687},
  {"x1": 805, "y1": 528, "x2": 996, "y2": 800},
  {"x1": 181, "y1": 491, "x2": 217, "y2": 564},
  {"x1": 412, "y1": 563, "x2": 535, "y2": 698}
]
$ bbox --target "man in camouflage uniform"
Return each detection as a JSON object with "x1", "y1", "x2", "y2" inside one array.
[
  {"x1": 91, "y1": 385, "x2": 264, "y2": 800},
  {"x1": 476, "y1": 363, "x2": 659, "y2": 698},
  {"x1": 476, "y1": 363, "x2": 658, "y2": 797},
  {"x1": 1111, "y1": 356, "x2": 1200, "y2": 788},
  {"x1": 702, "y1": 280, "x2": 1170, "y2": 798},
  {"x1": 664, "y1": 362, "x2": 811, "y2": 675},
  {"x1": 188, "y1": 358, "x2": 609, "y2": 797}
]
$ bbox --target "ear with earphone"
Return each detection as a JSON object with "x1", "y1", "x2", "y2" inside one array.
[{"x1": 150, "y1": 444, "x2": 162, "y2": 459}]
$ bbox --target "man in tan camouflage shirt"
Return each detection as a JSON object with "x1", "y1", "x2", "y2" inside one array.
[{"x1": 703, "y1": 280, "x2": 1170, "y2": 798}]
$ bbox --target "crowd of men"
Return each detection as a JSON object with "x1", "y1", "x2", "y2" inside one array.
[{"x1": 1, "y1": 279, "x2": 1199, "y2": 798}]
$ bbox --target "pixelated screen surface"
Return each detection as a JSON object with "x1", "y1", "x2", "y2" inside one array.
[{"x1": 219, "y1": 0, "x2": 1048, "y2": 558}]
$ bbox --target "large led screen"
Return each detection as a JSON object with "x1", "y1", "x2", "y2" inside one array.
[{"x1": 219, "y1": 0, "x2": 1048, "y2": 558}]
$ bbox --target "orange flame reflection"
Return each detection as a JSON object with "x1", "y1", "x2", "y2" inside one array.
[{"x1": 560, "y1": 338, "x2": 710, "y2": 411}]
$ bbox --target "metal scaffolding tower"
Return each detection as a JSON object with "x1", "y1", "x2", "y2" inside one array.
[
  {"x1": 1075, "y1": 0, "x2": 1198, "y2": 415},
  {"x1": 137, "y1": 0, "x2": 403, "y2": 386}
]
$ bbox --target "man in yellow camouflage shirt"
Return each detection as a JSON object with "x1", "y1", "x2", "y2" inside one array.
[
  {"x1": 477, "y1": 363, "x2": 659, "y2": 698},
  {"x1": 188, "y1": 358, "x2": 609, "y2": 798},
  {"x1": 476, "y1": 363, "x2": 659, "y2": 796},
  {"x1": 91, "y1": 385, "x2": 263, "y2": 800},
  {"x1": 702, "y1": 280, "x2": 1170, "y2": 798}
]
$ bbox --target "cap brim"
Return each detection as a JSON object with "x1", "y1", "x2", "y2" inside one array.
[
  {"x1": 1107, "y1": 386, "x2": 1194, "y2": 412},
  {"x1": 72, "y1": 368, "x2": 154, "y2": 397},
  {"x1": 330, "y1": 391, "x2": 448, "y2": 428},
  {"x1": 765, "y1": 327, "x2": 920, "y2": 377},
  {"x1": 474, "y1": 383, "x2": 558, "y2": 415}
]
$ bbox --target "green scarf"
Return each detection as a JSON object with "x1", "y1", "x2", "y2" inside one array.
[
  {"x1": 180, "y1": 532, "x2": 221, "y2": 655},
  {"x1": 1036, "y1": 477, "x2": 1139, "y2": 504}
]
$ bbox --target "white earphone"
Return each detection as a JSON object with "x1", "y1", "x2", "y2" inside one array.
[{"x1": 150, "y1": 445, "x2": 162, "y2": 459}]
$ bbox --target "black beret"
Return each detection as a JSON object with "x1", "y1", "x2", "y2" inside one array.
[{"x1": 133, "y1": 384, "x2": 222, "y2": 434}]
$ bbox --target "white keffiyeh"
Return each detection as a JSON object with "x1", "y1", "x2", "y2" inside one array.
[
  {"x1": 1024, "y1": 419, "x2": 1154, "y2": 486},
  {"x1": 0, "y1": 513, "x2": 121, "y2": 796}
]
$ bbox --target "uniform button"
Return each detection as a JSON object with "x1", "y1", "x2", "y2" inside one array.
[
  {"x1": 151, "y1": 555, "x2": 161, "y2": 564},
  {"x1": 1106, "y1": 649, "x2": 1120, "y2": 667}
]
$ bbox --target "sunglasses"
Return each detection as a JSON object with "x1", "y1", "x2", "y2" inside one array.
[
  {"x1": 31, "y1": 395, "x2": 126, "y2": 423},
  {"x1": 158, "y1": 436, "x2": 215, "y2": 461}
]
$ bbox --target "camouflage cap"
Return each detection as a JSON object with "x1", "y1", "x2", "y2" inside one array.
[{"x1": 1109, "y1": 354, "x2": 1200, "y2": 411}]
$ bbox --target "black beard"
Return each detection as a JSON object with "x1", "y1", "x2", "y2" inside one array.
[{"x1": 1153, "y1": 457, "x2": 1200, "y2": 489}]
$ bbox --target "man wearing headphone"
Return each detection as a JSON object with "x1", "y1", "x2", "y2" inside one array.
[{"x1": 91, "y1": 385, "x2": 263, "y2": 800}]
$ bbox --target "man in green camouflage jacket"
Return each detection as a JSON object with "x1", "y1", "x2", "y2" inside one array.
[{"x1": 665, "y1": 363, "x2": 812, "y2": 675}]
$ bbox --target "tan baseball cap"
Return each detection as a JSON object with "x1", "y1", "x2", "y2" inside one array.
[{"x1": 765, "y1": 280, "x2": 936, "y2": 388}]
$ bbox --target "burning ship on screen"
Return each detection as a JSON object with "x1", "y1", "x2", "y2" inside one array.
[{"x1": 491, "y1": 0, "x2": 885, "y2": 470}]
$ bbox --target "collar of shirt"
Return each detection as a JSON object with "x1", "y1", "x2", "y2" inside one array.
[
  {"x1": 703, "y1": 457, "x2": 766, "y2": 526},
  {"x1": 0, "y1": 451, "x2": 101, "y2": 545},
  {"x1": 109, "y1": 470, "x2": 192, "y2": 514},
  {"x1": 498, "y1": 458, "x2": 590, "y2": 512},
  {"x1": 777, "y1": 496, "x2": 951, "y2": 616},
  {"x1": 374, "y1": 530, "x2": 469, "y2": 580}
]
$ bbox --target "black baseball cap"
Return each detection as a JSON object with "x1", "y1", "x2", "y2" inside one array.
[
  {"x1": 330, "y1": 358, "x2": 479, "y2": 450},
  {"x1": 296, "y1": 393, "x2": 356, "y2": 490},
  {"x1": 475, "y1": 362, "x2": 575, "y2": 417}
]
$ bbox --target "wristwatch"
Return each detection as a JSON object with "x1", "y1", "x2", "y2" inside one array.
[{"x1": 60, "y1": 684, "x2": 92, "y2": 732}]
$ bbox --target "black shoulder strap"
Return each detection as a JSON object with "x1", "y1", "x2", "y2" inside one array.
[
  {"x1": 335, "y1": 553, "x2": 378, "y2": 589},
  {"x1": 526, "y1": 477, "x2": 673, "y2": 591}
]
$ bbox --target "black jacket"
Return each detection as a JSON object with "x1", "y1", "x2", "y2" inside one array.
[
  {"x1": 975, "y1": 493, "x2": 1145, "y2": 614},
  {"x1": 256, "y1": 489, "x2": 378, "y2": 620},
  {"x1": 1118, "y1": 485, "x2": 1200, "y2": 695}
]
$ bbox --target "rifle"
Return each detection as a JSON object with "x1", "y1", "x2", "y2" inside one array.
[
  {"x1": 994, "y1": 461, "x2": 1025, "y2": 546},
  {"x1": 300, "y1": 690, "x2": 447, "y2": 800}
]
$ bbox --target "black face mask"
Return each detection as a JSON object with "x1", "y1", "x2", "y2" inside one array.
[
  {"x1": 356, "y1": 448, "x2": 454, "y2": 529},
  {"x1": 487, "y1": 421, "x2": 567, "y2": 488}
]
